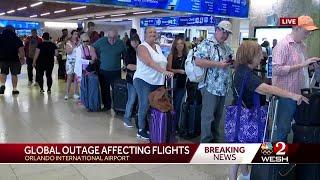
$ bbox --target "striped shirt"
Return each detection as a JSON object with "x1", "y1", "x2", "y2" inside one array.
[{"x1": 272, "y1": 34, "x2": 308, "y2": 95}]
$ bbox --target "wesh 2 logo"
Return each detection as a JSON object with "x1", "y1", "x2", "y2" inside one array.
[{"x1": 260, "y1": 142, "x2": 289, "y2": 163}]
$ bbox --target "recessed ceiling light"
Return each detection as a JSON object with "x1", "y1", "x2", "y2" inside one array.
[
  {"x1": 133, "y1": 11, "x2": 153, "y2": 15},
  {"x1": 7, "y1": 10, "x2": 15, "y2": 14},
  {"x1": 71, "y1": 6, "x2": 86, "y2": 10},
  {"x1": 30, "y1": 14, "x2": 38, "y2": 18},
  {"x1": 54, "y1": 9, "x2": 66, "y2": 14},
  {"x1": 30, "y1": 2, "x2": 43, "y2": 7},
  {"x1": 95, "y1": 16, "x2": 105, "y2": 19},
  {"x1": 17, "y1": 6, "x2": 27, "y2": 11},
  {"x1": 110, "y1": 14, "x2": 126, "y2": 17},
  {"x1": 0, "y1": 12, "x2": 5, "y2": 16},
  {"x1": 40, "y1": 12, "x2": 50, "y2": 16},
  {"x1": 78, "y1": 17, "x2": 88, "y2": 21},
  {"x1": 111, "y1": 19, "x2": 123, "y2": 22}
]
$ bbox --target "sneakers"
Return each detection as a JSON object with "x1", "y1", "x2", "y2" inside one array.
[
  {"x1": 123, "y1": 120, "x2": 134, "y2": 128},
  {"x1": 0, "y1": 85, "x2": 5, "y2": 94},
  {"x1": 64, "y1": 95, "x2": 69, "y2": 100},
  {"x1": 137, "y1": 129, "x2": 149, "y2": 140},
  {"x1": 40, "y1": 89, "x2": 45, "y2": 94},
  {"x1": 47, "y1": 89, "x2": 51, "y2": 94},
  {"x1": 73, "y1": 94, "x2": 80, "y2": 99},
  {"x1": 12, "y1": 90, "x2": 19, "y2": 95},
  {"x1": 28, "y1": 81, "x2": 32, "y2": 87}
]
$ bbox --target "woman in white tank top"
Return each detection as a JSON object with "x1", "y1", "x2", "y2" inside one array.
[{"x1": 133, "y1": 27, "x2": 174, "y2": 140}]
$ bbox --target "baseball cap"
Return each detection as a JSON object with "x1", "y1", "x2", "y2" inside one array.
[
  {"x1": 217, "y1": 20, "x2": 233, "y2": 34},
  {"x1": 298, "y1": 16, "x2": 319, "y2": 31}
]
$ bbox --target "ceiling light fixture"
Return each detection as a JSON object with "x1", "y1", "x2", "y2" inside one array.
[
  {"x1": 133, "y1": 11, "x2": 153, "y2": 15},
  {"x1": 110, "y1": 19, "x2": 123, "y2": 22},
  {"x1": 71, "y1": 6, "x2": 87, "y2": 10},
  {"x1": 54, "y1": 9, "x2": 66, "y2": 14},
  {"x1": 78, "y1": 17, "x2": 88, "y2": 21},
  {"x1": 40, "y1": 12, "x2": 50, "y2": 16},
  {"x1": 110, "y1": 13, "x2": 126, "y2": 17},
  {"x1": 30, "y1": 14, "x2": 38, "y2": 18},
  {"x1": 95, "y1": 16, "x2": 105, "y2": 19},
  {"x1": 7, "y1": 10, "x2": 15, "y2": 14},
  {"x1": 0, "y1": 12, "x2": 5, "y2": 16},
  {"x1": 30, "y1": 2, "x2": 43, "y2": 7},
  {"x1": 17, "y1": 6, "x2": 27, "y2": 11}
]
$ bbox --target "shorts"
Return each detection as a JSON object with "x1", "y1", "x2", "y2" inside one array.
[
  {"x1": 66, "y1": 58, "x2": 76, "y2": 75},
  {"x1": 0, "y1": 61, "x2": 22, "y2": 75}
]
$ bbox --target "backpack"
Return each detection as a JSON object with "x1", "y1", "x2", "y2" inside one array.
[{"x1": 185, "y1": 47, "x2": 206, "y2": 83}]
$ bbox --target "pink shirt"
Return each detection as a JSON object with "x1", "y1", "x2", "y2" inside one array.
[{"x1": 272, "y1": 34, "x2": 307, "y2": 95}]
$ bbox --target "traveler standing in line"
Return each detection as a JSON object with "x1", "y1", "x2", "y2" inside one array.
[
  {"x1": 57, "y1": 29, "x2": 69, "y2": 80},
  {"x1": 167, "y1": 37, "x2": 188, "y2": 129},
  {"x1": 229, "y1": 40, "x2": 309, "y2": 180},
  {"x1": 24, "y1": 29, "x2": 42, "y2": 86},
  {"x1": 87, "y1": 22, "x2": 100, "y2": 44},
  {"x1": 74, "y1": 33, "x2": 97, "y2": 82},
  {"x1": 32, "y1": 32, "x2": 58, "y2": 94},
  {"x1": 133, "y1": 27, "x2": 174, "y2": 140},
  {"x1": 0, "y1": 26, "x2": 25, "y2": 95},
  {"x1": 194, "y1": 21, "x2": 234, "y2": 143},
  {"x1": 272, "y1": 15, "x2": 320, "y2": 142},
  {"x1": 123, "y1": 34, "x2": 141, "y2": 128},
  {"x1": 93, "y1": 29, "x2": 126, "y2": 111},
  {"x1": 65, "y1": 30, "x2": 80, "y2": 100}
]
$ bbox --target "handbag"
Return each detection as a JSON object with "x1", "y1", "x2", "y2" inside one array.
[
  {"x1": 225, "y1": 73, "x2": 268, "y2": 143},
  {"x1": 148, "y1": 86, "x2": 173, "y2": 113}
]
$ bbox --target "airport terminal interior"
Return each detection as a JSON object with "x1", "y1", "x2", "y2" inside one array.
[{"x1": 0, "y1": 0, "x2": 319, "y2": 179}]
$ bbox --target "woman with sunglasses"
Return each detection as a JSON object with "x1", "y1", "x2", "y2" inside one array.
[{"x1": 74, "y1": 33, "x2": 97, "y2": 83}]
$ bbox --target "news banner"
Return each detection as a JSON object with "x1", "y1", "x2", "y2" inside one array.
[{"x1": 0, "y1": 143, "x2": 319, "y2": 164}]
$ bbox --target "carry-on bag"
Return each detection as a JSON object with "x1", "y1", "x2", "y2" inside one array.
[
  {"x1": 112, "y1": 79, "x2": 128, "y2": 115},
  {"x1": 80, "y1": 72, "x2": 101, "y2": 112},
  {"x1": 294, "y1": 88, "x2": 320, "y2": 126},
  {"x1": 179, "y1": 81, "x2": 201, "y2": 139},
  {"x1": 149, "y1": 77, "x2": 177, "y2": 143}
]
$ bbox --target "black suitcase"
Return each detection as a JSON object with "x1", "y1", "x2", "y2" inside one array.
[
  {"x1": 292, "y1": 123, "x2": 320, "y2": 180},
  {"x1": 251, "y1": 96, "x2": 296, "y2": 180},
  {"x1": 294, "y1": 88, "x2": 320, "y2": 126},
  {"x1": 112, "y1": 79, "x2": 127, "y2": 115},
  {"x1": 179, "y1": 102, "x2": 201, "y2": 139}
]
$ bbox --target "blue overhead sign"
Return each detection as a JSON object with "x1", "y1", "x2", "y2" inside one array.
[
  {"x1": 56, "y1": 0, "x2": 249, "y2": 18},
  {"x1": 140, "y1": 16, "x2": 228, "y2": 27},
  {"x1": 0, "y1": 20, "x2": 41, "y2": 30}
]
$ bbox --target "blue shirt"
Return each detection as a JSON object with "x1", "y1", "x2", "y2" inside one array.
[
  {"x1": 194, "y1": 38, "x2": 233, "y2": 96},
  {"x1": 93, "y1": 37, "x2": 126, "y2": 71}
]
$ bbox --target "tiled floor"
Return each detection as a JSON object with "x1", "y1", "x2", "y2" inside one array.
[{"x1": 0, "y1": 65, "x2": 230, "y2": 180}]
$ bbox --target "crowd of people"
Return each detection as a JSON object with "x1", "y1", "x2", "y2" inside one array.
[{"x1": 0, "y1": 16, "x2": 319, "y2": 179}]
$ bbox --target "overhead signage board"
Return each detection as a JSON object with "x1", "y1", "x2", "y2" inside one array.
[
  {"x1": 55, "y1": 0, "x2": 249, "y2": 18},
  {"x1": 140, "y1": 15, "x2": 227, "y2": 27},
  {"x1": 0, "y1": 20, "x2": 41, "y2": 30}
]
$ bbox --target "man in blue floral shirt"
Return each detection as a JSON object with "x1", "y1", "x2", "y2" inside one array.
[{"x1": 194, "y1": 21, "x2": 234, "y2": 143}]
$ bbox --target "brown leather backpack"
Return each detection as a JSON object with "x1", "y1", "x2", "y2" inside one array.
[{"x1": 148, "y1": 86, "x2": 173, "y2": 112}]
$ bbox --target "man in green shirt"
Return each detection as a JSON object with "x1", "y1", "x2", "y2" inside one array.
[{"x1": 93, "y1": 29, "x2": 126, "y2": 110}]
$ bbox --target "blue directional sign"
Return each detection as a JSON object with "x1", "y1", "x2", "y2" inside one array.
[
  {"x1": 0, "y1": 20, "x2": 41, "y2": 30},
  {"x1": 140, "y1": 15, "x2": 228, "y2": 27}
]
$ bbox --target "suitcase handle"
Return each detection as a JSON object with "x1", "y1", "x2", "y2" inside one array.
[{"x1": 165, "y1": 76, "x2": 174, "y2": 107}]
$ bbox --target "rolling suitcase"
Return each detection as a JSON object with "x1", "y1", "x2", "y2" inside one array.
[
  {"x1": 294, "y1": 88, "x2": 320, "y2": 126},
  {"x1": 179, "y1": 81, "x2": 201, "y2": 139},
  {"x1": 149, "y1": 77, "x2": 177, "y2": 143},
  {"x1": 80, "y1": 72, "x2": 101, "y2": 112},
  {"x1": 250, "y1": 96, "x2": 296, "y2": 180},
  {"x1": 112, "y1": 79, "x2": 127, "y2": 115}
]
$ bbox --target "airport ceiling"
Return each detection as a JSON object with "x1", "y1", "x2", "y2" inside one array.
[{"x1": 0, "y1": 0, "x2": 169, "y2": 21}]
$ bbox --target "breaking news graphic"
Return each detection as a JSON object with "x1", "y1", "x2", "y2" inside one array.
[{"x1": 0, "y1": 143, "x2": 320, "y2": 164}]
